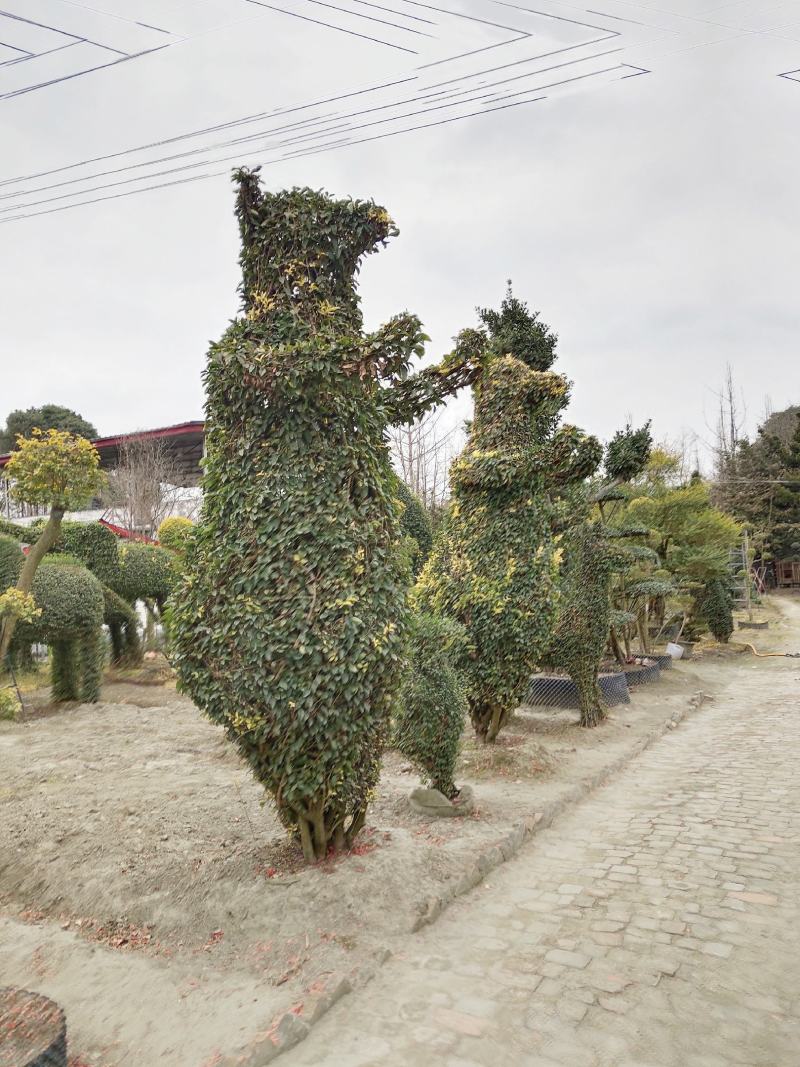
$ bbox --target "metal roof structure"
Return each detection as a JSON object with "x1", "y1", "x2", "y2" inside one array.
[{"x1": 0, "y1": 420, "x2": 205, "y2": 487}]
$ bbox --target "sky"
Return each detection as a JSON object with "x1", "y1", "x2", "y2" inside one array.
[{"x1": 1, "y1": 0, "x2": 798, "y2": 463}]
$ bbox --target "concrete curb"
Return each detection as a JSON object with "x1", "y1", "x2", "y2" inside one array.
[{"x1": 237, "y1": 687, "x2": 710, "y2": 1064}]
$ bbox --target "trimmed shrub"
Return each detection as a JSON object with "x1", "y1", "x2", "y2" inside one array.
[
  {"x1": 416, "y1": 292, "x2": 602, "y2": 742},
  {"x1": 0, "y1": 534, "x2": 24, "y2": 587},
  {"x1": 103, "y1": 585, "x2": 142, "y2": 665},
  {"x1": 54, "y1": 521, "x2": 119, "y2": 583},
  {"x1": 113, "y1": 542, "x2": 178, "y2": 609},
  {"x1": 698, "y1": 578, "x2": 734, "y2": 643},
  {"x1": 544, "y1": 524, "x2": 619, "y2": 727},
  {"x1": 17, "y1": 560, "x2": 105, "y2": 702},
  {"x1": 395, "y1": 481, "x2": 432, "y2": 576},
  {"x1": 157, "y1": 516, "x2": 195, "y2": 556},
  {"x1": 394, "y1": 613, "x2": 467, "y2": 798},
  {"x1": 0, "y1": 518, "x2": 33, "y2": 542},
  {"x1": 171, "y1": 172, "x2": 476, "y2": 862},
  {"x1": 0, "y1": 687, "x2": 21, "y2": 721}
]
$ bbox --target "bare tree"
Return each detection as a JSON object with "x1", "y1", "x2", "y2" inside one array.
[
  {"x1": 389, "y1": 409, "x2": 463, "y2": 513},
  {"x1": 103, "y1": 434, "x2": 188, "y2": 538},
  {"x1": 709, "y1": 363, "x2": 747, "y2": 474}
]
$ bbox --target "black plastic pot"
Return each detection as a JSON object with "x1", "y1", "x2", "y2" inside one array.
[
  {"x1": 0, "y1": 988, "x2": 67, "y2": 1067},
  {"x1": 621, "y1": 658, "x2": 661, "y2": 687},
  {"x1": 677, "y1": 641, "x2": 694, "y2": 659},
  {"x1": 526, "y1": 671, "x2": 630, "y2": 709}
]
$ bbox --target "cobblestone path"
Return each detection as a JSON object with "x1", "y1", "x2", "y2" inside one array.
[{"x1": 285, "y1": 655, "x2": 800, "y2": 1066}]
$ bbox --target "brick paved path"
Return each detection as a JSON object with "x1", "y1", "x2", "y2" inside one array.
[{"x1": 285, "y1": 656, "x2": 800, "y2": 1067}]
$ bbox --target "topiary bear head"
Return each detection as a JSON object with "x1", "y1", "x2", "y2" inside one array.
[{"x1": 233, "y1": 168, "x2": 397, "y2": 329}]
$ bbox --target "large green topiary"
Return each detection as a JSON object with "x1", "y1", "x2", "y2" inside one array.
[
  {"x1": 415, "y1": 290, "x2": 602, "y2": 742},
  {"x1": 394, "y1": 612, "x2": 467, "y2": 798},
  {"x1": 171, "y1": 171, "x2": 479, "y2": 862}
]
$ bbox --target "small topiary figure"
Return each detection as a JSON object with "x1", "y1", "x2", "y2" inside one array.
[
  {"x1": 16, "y1": 558, "x2": 106, "y2": 703},
  {"x1": 698, "y1": 578, "x2": 734, "y2": 643},
  {"x1": 416, "y1": 290, "x2": 602, "y2": 742},
  {"x1": 394, "y1": 613, "x2": 467, "y2": 799},
  {"x1": 171, "y1": 170, "x2": 479, "y2": 862}
]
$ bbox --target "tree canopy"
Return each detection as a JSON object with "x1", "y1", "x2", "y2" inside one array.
[{"x1": 0, "y1": 405, "x2": 97, "y2": 453}]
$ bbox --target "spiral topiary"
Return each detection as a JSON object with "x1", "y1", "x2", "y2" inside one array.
[{"x1": 394, "y1": 613, "x2": 467, "y2": 798}]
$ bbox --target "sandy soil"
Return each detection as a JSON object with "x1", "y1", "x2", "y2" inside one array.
[{"x1": 1, "y1": 595, "x2": 795, "y2": 1066}]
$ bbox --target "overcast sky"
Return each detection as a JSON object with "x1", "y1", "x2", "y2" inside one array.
[{"x1": 1, "y1": 0, "x2": 798, "y2": 461}]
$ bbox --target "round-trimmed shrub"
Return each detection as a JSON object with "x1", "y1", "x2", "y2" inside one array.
[
  {"x1": 157, "y1": 516, "x2": 194, "y2": 556},
  {"x1": 394, "y1": 613, "x2": 467, "y2": 799},
  {"x1": 113, "y1": 542, "x2": 178, "y2": 609}
]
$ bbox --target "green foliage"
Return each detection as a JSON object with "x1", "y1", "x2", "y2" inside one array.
[
  {"x1": 5, "y1": 429, "x2": 105, "y2": 512},
  {"x1": 715, "y1": 409, "x2": 800, "y2": 561},
  {"x1": 16, "y1": 560, "x2": 105, "y2": 703},
  {"x1": 0, "y1": 405, "x2": 97, "y2": 453},
  {"x1": 544, "y1": 523, "x2": 630, "y2": 727},
  {"x1": 114, "y1": 542, "x2": 178, "y2": 608},
  {"x1": 0, "y1": 518, "x2": 32, "y2": 542},
  {"x1": 171, "y1": 171, "x2": 476, "y2": 863},
  {"x1": 478, "y1": 283, "x2": 557, "y2": 371},
  {"x1": 697, "y1": 578, "x2": 734, "y2": 643},
  {"x1": 102, "y1": 584, "x2": 142, "y2": 665},
  {"x1": 53, "y1": 521, "x2": 120, "y2": 584},
  {"x1": 157, "y1": 516, "x2": 195, "y2": 556},
  {"x1": 604, "y1": 422, "x2": 653, "y2": 484},
  {"x1": 0, "y1": 687, "x2": 20, "y2": 721},
  {"x1": 395, "y1": 480, "x2": 432, "y2": 576},
  {"x1": 416, "y1": 292, "x2": 602, "y2": 742},
  {"x1": 0, "y1": 534, "x2": 23, "y2": 588},
  {"x1": 394, "y1": 613, "x2": 467, "y2": 798}
]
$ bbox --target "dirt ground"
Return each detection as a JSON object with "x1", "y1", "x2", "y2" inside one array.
[{"x1": 0, "y1": 596, "x2": 793, "y2": 1066}]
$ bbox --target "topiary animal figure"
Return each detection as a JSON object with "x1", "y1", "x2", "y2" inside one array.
[
  {"x1": 113, "y1": 542, "x2": 178, "y2": 612},
  {"x1": 394, "y1": 612, "x2": 467, "y2": 798},
  {"x1": 416, "y1": 291, "x2": 602, "y2": 742},
  {"x1": 16, "y1": 557, "x2": 105, "y2": 702},
  {"x1": 171, "y1": 170, "x2": 480, "y2": 862}
]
